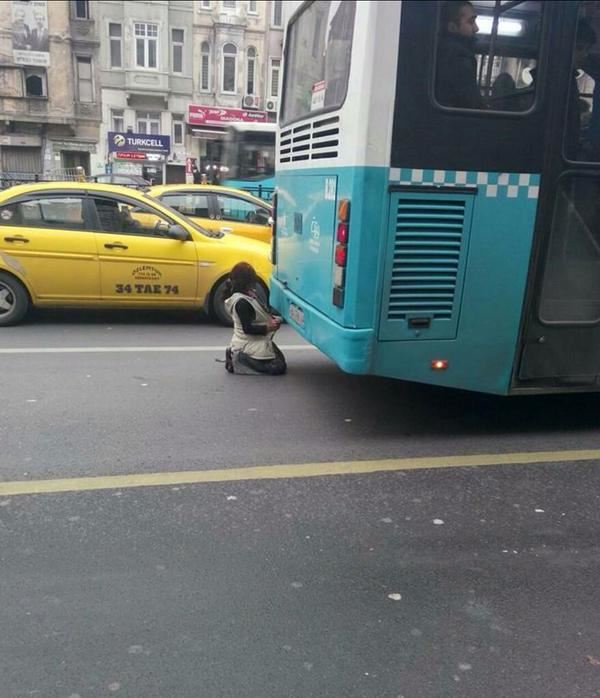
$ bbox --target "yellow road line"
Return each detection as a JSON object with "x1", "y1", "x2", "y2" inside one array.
[{"x1": 1, "y1": 449, "x2": 600, "y2": 497}]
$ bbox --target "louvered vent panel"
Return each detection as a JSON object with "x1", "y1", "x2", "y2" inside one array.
[
  {"x1": 387, "y1": 199, "x2": 465, "y2": 320},
  {"x1": 379, "y1": 192, "x2": 474, "y2": 342},
  {"x1": 278, "y1": 117, "x2": 339, "y2": 164}
]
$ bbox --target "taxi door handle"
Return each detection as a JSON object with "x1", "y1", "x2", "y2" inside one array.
[
  {"x1": 220, "y1": 227, "x2": 233, "y2": 233},
  {"x1": 104, "y1": 242, "x2": 128, "y2": 250},
  {"x1": 4, "y1": 236, "x2": 29, "y2": 243}
]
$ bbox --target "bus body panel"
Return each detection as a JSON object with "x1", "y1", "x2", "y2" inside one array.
[{"x1": 274, "y1": 166, "x2": 539, "y2": 394}]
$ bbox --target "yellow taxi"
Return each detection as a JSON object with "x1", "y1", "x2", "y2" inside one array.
[
  {"x1": 0, "y1": 182, "x2": 272, "y2": 326},
  {"x1": 148, "y1": 184, "x2": 272, "y2": 244}
]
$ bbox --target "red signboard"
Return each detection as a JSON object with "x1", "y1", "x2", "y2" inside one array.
[
  {"x1": 188, "y1": 105, "x2": 268, "y2": 126},
  {"x1": 114, "y1": 152, "x2": 146, "y2": 160}
]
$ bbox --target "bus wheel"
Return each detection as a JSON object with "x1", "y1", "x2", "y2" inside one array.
[
  {"x1": 210, "y1": 277, "x2": 268, "y2": 327},
  {"x1": 0, "y1": 272, "x2": 29, "y2": 327}
]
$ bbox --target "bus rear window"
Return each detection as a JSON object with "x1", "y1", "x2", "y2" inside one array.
[{"x1": 282, "y1": 0, "x2": 356, "y2": 125}]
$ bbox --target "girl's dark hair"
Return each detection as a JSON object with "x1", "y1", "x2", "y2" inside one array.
[{"x1": 223, "y1": 262, "x2": 257, "y2": 299}]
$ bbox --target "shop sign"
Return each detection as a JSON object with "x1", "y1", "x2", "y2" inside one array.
[
  {"x1": 114, "y1": 152, "x2": 146, "y2": 160},
  {"x1": 187, "y1": 105, "x2": 267, "y2": 126},
  {"x1": 108, "y1": 131, "x2": 170, "y2": 154}
]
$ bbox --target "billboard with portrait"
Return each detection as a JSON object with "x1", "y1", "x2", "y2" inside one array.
[{"x1": 12, "y1": 0, "x2": 50, "y2": 67}]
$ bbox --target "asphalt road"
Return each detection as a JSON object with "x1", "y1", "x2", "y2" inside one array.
[{"x1": 2, "y1": 309, "x2": 600, "y2": 698}]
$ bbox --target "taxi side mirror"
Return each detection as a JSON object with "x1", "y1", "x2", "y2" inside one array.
[{"x1": 166, "y1": 224, "x2": 189, "y2": 241}]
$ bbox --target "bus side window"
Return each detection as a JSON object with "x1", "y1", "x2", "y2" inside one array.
[
  {"x1": 566, "y1": 2, "x2": 600, "y2": 162},
  {"x1": 434, "y1": 0, "x2": 543, "y2": 113}
]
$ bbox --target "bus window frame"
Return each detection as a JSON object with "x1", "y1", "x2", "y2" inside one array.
[
  {"x1": 561, "y1": 2, "x2": 600, "y2": 167},
  {"x1": 280, "y1": 0, "x2": 356, "y2": 129},
  {"x1": 430, "y1": 0, "x2": 549, "y2": 120}
]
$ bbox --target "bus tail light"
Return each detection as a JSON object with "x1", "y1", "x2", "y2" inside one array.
[
  {"x1": 336, "y1": 222, "x2": 348, "y2": 243},
  {"x1": 334, "y1": 244, "x2": 347, "y2": 267},
  {"x1": 333, "y1": 199, "x2": 350, "y2": 307}
]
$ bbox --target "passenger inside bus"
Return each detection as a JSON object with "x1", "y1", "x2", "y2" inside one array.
[
  {"x1": 436, "y1": 0, "x2": 484, "y2": 109},
  {"x1": 573, "y1": 18, "x2": 600, "y2": 160}
]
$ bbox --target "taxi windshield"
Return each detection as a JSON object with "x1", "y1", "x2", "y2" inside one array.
[{"x1": 142, "y1": 193, "x2": 224, "y2": 239}]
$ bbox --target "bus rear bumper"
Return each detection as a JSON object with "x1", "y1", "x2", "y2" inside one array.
[{"x1": 270, "y1": 278, "x2": 374, "y2": 374}]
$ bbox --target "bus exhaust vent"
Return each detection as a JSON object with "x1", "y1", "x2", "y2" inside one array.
[
  {"x1": 379, "y1": 192, "x2": 474, "y2": 342},
  {"x1": 279, "y1": 117, "x2": 339, "y2": 164}
]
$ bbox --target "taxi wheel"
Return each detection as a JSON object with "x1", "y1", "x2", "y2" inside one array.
[
  {"x1": 0, "y1": 272, "x2": 29, "y2": 326},
  {"x1": 211, "y1": 278, "x2": 268, "y2": 327}
]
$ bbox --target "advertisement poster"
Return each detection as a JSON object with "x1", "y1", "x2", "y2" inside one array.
[{"x1": 12, "y1": 0, "x2": 50, "y2": 67}]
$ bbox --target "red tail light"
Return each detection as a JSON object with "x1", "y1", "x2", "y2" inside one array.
[
  {"x1": 334, "y1": 244, "x2": 347, "y2": 267},
  {"x1": 333, "y1": 199, "x2": 350, "y2": 307}
]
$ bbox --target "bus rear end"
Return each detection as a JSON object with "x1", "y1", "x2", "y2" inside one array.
[{"x1": 271, "y1": 0, "x2": 395, "y2": 374}]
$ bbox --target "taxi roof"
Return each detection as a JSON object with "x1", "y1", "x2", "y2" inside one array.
[
  {"x1": 0, "y1": 181, "x2": 149, "y2": 200},
  {"x1": 149, "y1": 184, "x2": 272, "y2": 208}
]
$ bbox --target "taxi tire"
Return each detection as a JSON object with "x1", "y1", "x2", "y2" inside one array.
[
  {"x1": 0, "y1": 272, "x2": 29, "y2": 327},
  {"x1": 211, "y1": 277, "x2": 268, "y2": 327}
]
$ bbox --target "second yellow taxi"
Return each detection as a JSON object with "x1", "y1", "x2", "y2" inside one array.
[{"x1": 148, "y1": 184, "x2": 273, "y2": 244}]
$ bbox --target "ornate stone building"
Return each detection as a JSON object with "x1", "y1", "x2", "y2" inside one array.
[{"x1": 0, "y1": 0, "x2": 101, "y2": 177}]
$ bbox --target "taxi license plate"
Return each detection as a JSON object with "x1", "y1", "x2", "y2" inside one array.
[{"x1": 289, "y1": 303, "x2": 304, "y2": 327}]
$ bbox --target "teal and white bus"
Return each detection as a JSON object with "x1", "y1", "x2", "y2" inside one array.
[
  {"x1": 270, "y1": 0, "x2": 600, "y2": 394},
  {"x1": 221, "y1": 122, "x2": 276, "y2": 201}
]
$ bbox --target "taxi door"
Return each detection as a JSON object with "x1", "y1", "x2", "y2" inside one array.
[
  {"x1": 0, "y1": 193, "x2": 100, "y2": 301},
  {"x1": 89, "y1": 195, "x2": 198, "y2": 304}
]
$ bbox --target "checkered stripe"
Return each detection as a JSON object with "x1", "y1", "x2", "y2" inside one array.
[{"x1": 389, "y1": 168, "x2": 541, "y2": 199}]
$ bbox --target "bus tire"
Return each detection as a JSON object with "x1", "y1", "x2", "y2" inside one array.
[
  {"x1": 0, "y1": 271, "x2": 30, "y2": 327},
  {"x1": 210, "y1": 277, "x2": 269, "y2": 327}
]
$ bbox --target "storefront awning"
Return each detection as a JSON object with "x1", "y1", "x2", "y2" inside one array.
[{"x1": 191, "y1": 128, "x2": 225, "y2": 140}]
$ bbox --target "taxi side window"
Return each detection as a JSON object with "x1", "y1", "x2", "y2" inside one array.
[
  {"x1": 0, "y1": 197, "x2": 86, "y2": 230},
  {"x1": 216, "y1": 195, "x2": 269, "y2": 225},
  {"x1": 161, "y1": 193, "x2": 210, "y2": 218},
  {"x1": 92, "y1": 197, "x2": 174, "y2": 237}
]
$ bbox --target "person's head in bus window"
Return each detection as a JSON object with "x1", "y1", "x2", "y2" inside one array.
[
  {"x1": 442, "y1": 1, "x2": 479, "y2": 40},
  {"x1": 437, "y1": 1, "x2": 484, "y2": 109}
]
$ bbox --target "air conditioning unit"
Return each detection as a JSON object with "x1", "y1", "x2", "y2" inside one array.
[
  {"x1": 266, "y1": 98, "x2": 278, "y2": 112},
  {"x1": 243, "y1": 95, "x2": 260, "y2": 108}
]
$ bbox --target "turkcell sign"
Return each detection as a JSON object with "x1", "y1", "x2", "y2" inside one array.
[{"x1": 108, "y1": 131, "x2": 170, "y2": 154}]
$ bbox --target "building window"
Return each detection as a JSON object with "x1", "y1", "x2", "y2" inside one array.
[
  {"x1": 173, "y1": 115, "x2": 184, "y2": 146},
  {"x1": 24, "y1": 68, "x2": 47, "y2": 97},
  {"x1": 137, "y1": 111, "x2": 161, "y2": 134},
  {"x1": 271, "y1": 0, "x2": 282, "y2": 27},
  {"x1": 111, "y1": 109, "x2": 124, "y2": 132},
  {"x1": 135, "y1": 23, "x2": 158, "y2": 69},
  {"x1": 269, "y1": 58, "x2": 280, "y2": 98},
  {"x1": 201, "y1": 41, "x2": 211, "y2": 91},
  {"x1": 109, "y1": 23, "x2": 122, "y2": 68},
  {"x1": 72, "y1": 0, "x2": 90, "y2": 19},
  {"x1": 200, "y1": 0, "x2": 211, "y2": 8},
  {"x1": 171, "y1": 29, "x2": 184, "y2": 74},
  {"x1": 223, "y1": 0, "x2": 236, "y2": 8},
  {"x1": 246, "y1": 46, "x2": 256, "y2": 95},
  {"x1": 247, "y1": 0, "x2": 258, "y2": 13},
  {"x1": 222, "y1": 43, "x2": 237, "y2": 93},
  {"x1": 76, "y1": 57, "x2": 93, "y2": 102}
]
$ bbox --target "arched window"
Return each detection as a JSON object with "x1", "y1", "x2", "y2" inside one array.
[
  {"x1": 246, "y1": 46, "x2": 256, "y2": 95},
  {"x1": 222, "y1": 43, "x2": 237, "y2": 93},
  {"x1": 200, "y1": 41, "x2": 211, "y2": 91}
]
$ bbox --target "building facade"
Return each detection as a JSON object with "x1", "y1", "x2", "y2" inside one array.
[
  {"x1": 0, "y1": 0, "x2": 101, "y2": 178},
  {"x1": 93, "y1": 0, "x2": 284, "y2": 184}
]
